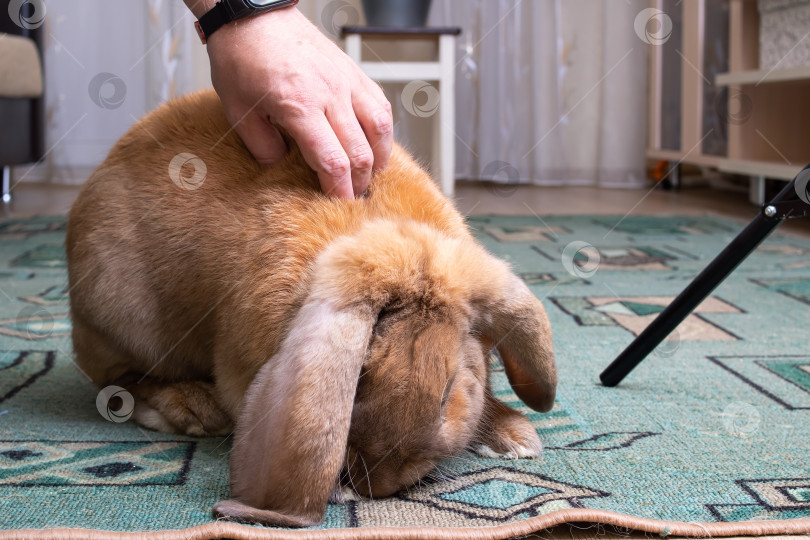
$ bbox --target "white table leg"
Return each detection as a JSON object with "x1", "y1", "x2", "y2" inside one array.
[
  {"x1": 343, "y1": 31, "x2": 457, "y2": 196},
  {"x1": 749, "y1": 174, "x2": 767, "y2": 206},
  {"x1": 438, "y1": 34, "x2": 455, "y2": 197},
  {"x1": 346, "y1": 34, "x2": 362, "y2": 63}
]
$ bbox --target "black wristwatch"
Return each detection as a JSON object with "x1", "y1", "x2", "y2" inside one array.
[{"x1": 194, "y1": 0, "x2": 299, "y2": 44}]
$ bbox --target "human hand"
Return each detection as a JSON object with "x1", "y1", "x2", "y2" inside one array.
[{"x1": 202, "y1": 6, "x2": 393, "y2": 198}]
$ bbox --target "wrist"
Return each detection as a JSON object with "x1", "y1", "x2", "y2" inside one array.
[
  {"x1": 206, "y1": 4, "x2": 304, "y2": 49},
  {"x1": 192, "y1": 0, "x2": 300, "y2": 46}
]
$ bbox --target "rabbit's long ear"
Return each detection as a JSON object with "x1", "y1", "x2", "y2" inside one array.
[
  {"x1": 478, "y1": 264, "x2": 557, "y2": 412},
  {"x1": 213, "y1": 298, "x2": 375, "y2": 527}
]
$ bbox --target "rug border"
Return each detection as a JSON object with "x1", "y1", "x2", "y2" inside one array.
[{"x1": 2, "y1": 509, "x2": 810, "y2": 539}]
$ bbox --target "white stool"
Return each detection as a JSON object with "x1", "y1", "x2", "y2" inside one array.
[{"x1": 342, "y1": 26, "x2": 461, "y2": 197}]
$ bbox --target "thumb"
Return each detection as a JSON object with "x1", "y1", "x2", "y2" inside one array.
[{"x1": 232, "y1": 112, "x2": 287, "y2": 167}]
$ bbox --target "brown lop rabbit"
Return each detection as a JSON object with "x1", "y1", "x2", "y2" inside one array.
[{"x1": 66, "y1": 89, "x2": 556, "y2": 527}]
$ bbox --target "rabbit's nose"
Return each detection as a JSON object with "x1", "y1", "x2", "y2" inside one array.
[
  {"x1": 342, "y1": 455, "x2": 401, "y2": 498},
  {"x1": 364, "y1": 470, "x2": 403, "y2": 498}
]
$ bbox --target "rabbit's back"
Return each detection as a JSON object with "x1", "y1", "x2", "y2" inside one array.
[{"x1": 66, "y1": 89, "x2": 467, "y2": 413}]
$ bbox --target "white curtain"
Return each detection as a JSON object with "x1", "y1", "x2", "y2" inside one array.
[
  {"x1": 23, "y1": 0, "x2": 200, "y2": 184},
  {"x1": 31, "y1": 0, "x2": 647, "y2": 189},
  {"x1": 430, "y1": 0, "x2": 649, "y2": 187}
]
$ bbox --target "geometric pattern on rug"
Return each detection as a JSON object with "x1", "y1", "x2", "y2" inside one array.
[
  {"x1": 0, "y1": 351, "x2": 55, "y2": 404},
  {"x1": 581, "y1": 246, "x2": 678, "y2": 271},
  {"x1": 782, "y1": 260, "x2": 810, "y2": 270},
  {"x1": 0, "y1": 271, "x2": 35, "y2": 281},
  {"x1": 2, "y1": 214, "x2": 810, "y2": 532},
  {"x1": 11, "y1": 244, "x2": 66, "y2": 269},
  {"x1": 751, "y1": 277, "x2": 810, "y2": 306},
  {"x1": 753, "y1": 245, "x2": 810, "y2": 272},
  {"x1": 591, "y1": 215, "x2": 737, "y2": 236},
  {"x1": 550, "y1": 295, "x2": 743, "y2": 340},
  {"x1": 491, "y1": 388, "x2": 583, "y2": 440},
  {"x1": 709, "y1": 355, "x2": 810, "y2": 410},
  {"x1": 481, "y1": 225, "x2": 568, "y2": 243},
  {"x1": 741, "y1": 478, "x2": 810, "y2": 509},
  {"x1": 19, "y1": 285, "x2": 70, "y2": 306},
  {"x1": 0, "y1": 313, "x2": 71, "y2": 340},
  {"x1": 545, "y1": 432, "x2": 660, "y2": 451},
  {"x1": 490, "y1": 382, "x2": 659, "y2": 451},
  {"x1": 707, "y1": 478, "x2": 810, "y2": 522},
  {"x1": 0, "y1": 216, "x2": 65, "y2": 241},
  {"x1": 517, "y1": 272, "x2": 587, "y2": 287},
  {"x1": 533, "y1": 245, "x2": 682, "y2": 271},
  {"x1": 0, "y1": 440, "x2": 195, "y2": 486},
  {"x1": 396, "y1": 467, "x2": 609, "y2": 522},
  {"x1": 758, "y1": 244, "x2": 810, "y2": 257}
]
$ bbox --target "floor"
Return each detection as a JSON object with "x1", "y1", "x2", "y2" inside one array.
[
  {"x1": 1, "y1": 182, "x2": 82, "y2": 221},
  {"x1": 454, "y1": 181, "x2": 810, "y2": 239},
  {"x1": 5, "y1": 180, "x2": 810, "y2": 240},
  {"x1": 4, "y1": 180, "x2": 807, "y2": 540}
]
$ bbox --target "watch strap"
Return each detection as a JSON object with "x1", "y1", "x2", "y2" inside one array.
[
  {"x1": 194, "y1": 0, "x2": 299, "y2": 44},
  {"x1": 195, "y1": 2, "x2": 231, "y2": 44}
]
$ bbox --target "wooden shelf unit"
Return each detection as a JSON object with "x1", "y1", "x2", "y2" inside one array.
[
  {"x1": 647, "y1": 0, "x2": 810, "y2": 203},
  {"x1": 716, "y1": 65, "x2": 810, "y2": 85},
  {"x1": 717, "y1": 158, "x2": 801, "y2": 180}
]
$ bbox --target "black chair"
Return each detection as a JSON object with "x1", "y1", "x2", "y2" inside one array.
[
  {"x1": 601, "y1": 165, "x2": 810, "y2": 386},
  {"x1": 0, "y1": 14, "x2": 45, "y2": 203}
]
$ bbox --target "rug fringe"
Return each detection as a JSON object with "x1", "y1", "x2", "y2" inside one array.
[{"x1": 2, "y1": 509, "x2": 810, "y2": 539}]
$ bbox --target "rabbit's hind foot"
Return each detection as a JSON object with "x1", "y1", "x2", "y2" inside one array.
[{"x1": 128, "y1": 378, "x2": 234, "y2": 437}]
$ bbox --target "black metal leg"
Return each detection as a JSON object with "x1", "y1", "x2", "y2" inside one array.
[
  {"x1": 1, "y1": 166, "x2": 10, "y2": 204},
  {"x1": 600, "y1": 167, "x2": 810, "y2": 387},
  {"x1": 662, "y1": 163, "x2": 681, "y2": 191}
]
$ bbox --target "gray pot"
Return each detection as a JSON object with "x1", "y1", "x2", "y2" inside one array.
[{"x1": 361, "y1": 0, "x2": 433, "y2": 27}]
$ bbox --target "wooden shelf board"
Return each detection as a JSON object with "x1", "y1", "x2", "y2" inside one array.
[
  {"x1": 716, "y1": 65, "x2": 810, "y2": 86},
  {"x1": 646, "y1": 149, "x2": 722, "y2": 168},
  {"x1": 646, "y1": 149, "x2": 683, "y2": 161},
  {"x1": 717, "y1": 158, "x2": 802, "y2": 180}
]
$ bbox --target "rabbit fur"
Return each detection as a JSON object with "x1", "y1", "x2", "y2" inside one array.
[{"x1": 66, "y1": 89, "x2": 556, "y2": 527}]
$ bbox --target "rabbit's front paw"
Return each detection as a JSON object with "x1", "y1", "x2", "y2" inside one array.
[
  {"x1": 329, "y1": 484, "x2": 360, "y2": 504},
  {"x1": 472, "y1": 395, "x2": 542, "y2": 459},
  {"x1": 472, "y1": 423, "x2": 541, "y2": 459}
]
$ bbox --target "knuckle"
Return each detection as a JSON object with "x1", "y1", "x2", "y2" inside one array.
[
  {"x1": 329, "y1": 79, "x2": 350, "y2": 96},
  {"x1": 320, "y1": 151, "x2": 351, "y2": 178},
  {"x1": 372, "y1": 106, "x2": 394, "y2": 135},
  {"x1": 349, "y1": 146, "x2": 374, "y2": 170},
  {"x1": 380, "y1": 99, "x2": 393, "y2": 115}
]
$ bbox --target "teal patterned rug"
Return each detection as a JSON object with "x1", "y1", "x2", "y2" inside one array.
[{"x1": 2, "y1": 214, "x2": 810, "y2": 537}]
